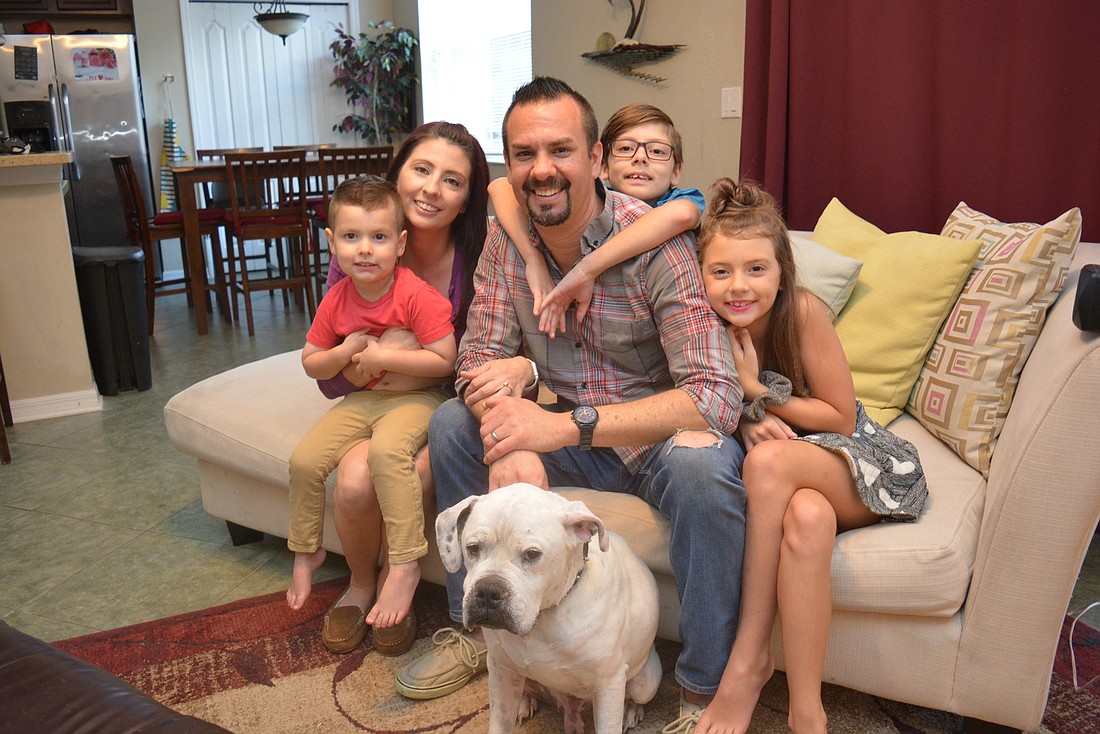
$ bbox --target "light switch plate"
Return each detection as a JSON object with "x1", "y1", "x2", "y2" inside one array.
[{"x1": 721, "y1": 87, "x2": 742, "y2": 118}]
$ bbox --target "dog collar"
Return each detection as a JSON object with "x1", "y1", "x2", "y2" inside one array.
[{"x1": 562, "y1": 541, "x2": 590, "y2": 598}]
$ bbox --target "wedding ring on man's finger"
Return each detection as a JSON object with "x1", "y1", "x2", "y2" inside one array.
[
  {"x1": 491, "y1": 430, "x2": 501, "y2": 442},
  {"x1": 502, "y1": 381, "x2": 510, "y2": 389}
]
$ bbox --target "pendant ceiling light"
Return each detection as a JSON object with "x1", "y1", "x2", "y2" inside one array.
[{"x1": 254, "y1": 1, "x2": 308, "y2": 45}]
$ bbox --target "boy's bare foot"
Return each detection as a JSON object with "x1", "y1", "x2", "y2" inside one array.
[
  {"x1": 366, "y1": 560, "x2": 420, "y2": 628},
  {"x1": 286, "y1": 547, "x2": 327, "y2": 610},
  {"x1": 695, "y1": 653, "x2": 774, "y2": 734}
]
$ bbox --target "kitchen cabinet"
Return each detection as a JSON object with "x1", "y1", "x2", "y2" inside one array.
[{"x1": 0, "y1": 0, "x2": 132, "y2": 15}]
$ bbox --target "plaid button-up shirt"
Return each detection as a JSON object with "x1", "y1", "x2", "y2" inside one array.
[{"x1": 456, "y1": 188, "x2": 743, "y2": 472}]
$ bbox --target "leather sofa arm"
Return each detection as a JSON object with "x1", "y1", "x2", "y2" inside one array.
[{"x1": 0, "y1": 621, "x2": 231, "y2": 734}]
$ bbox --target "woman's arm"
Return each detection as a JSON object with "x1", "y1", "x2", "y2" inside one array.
[{"x1": 354, "y1": 332, "x2": 457, "y2": 380}]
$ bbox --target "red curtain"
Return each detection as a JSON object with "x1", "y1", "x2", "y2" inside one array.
[{"x1": 740, "y1": 0, "x2": 1100, "y2": 241}]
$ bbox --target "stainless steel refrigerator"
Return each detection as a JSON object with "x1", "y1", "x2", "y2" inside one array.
[{"x1": 0, "y1": 34, "x2": 152, "y2": 249}]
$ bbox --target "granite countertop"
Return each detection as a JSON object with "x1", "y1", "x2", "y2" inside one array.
[{"x1": 0, "y1": 152, "x2": 73, "y2": 168}]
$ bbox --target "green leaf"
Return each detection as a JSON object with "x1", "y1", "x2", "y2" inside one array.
[{"x1": 329, "y1": 21, "x2": 419, "y2": 144}]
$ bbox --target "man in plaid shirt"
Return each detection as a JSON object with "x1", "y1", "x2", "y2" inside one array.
[{"x1": 397, "y1": 78, "x2": 747, "y2": 720}]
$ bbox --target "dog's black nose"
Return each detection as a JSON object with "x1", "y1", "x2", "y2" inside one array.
[{"x1": 474, "y1": 577, "x2": 511, "y2": 609}]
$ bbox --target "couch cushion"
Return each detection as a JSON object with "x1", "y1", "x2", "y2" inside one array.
[
  {"x1": 561, "y1": 415, "x2": 982, "y2": 618},
  {"x1": 907, "y1": 204, "x2": 1082, "y2": 476},
  {"x1": 165, "y1": 351, "x2": 332, "y2": 488},
  {"x1": 790, "y1": 232, "x2": 863, "y2": 317},
  {"x1": 812, "y1": 199, "x2": 982, "y2": 425}
]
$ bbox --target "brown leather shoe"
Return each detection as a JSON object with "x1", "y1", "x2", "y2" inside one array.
[
  {"x1": 372, "y1": 607, "x2": 417, "y2": 656},
  {"x1": 322, "y1": 592, "x2": 367, "y2": 654}
]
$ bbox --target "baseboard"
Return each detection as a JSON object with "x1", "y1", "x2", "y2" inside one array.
[{"x1": 10, "y1": 389, "x2": 103, "y2": 423}]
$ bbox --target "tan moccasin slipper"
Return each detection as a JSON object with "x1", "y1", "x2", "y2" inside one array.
[
  {"x1": 322, "y1": 590, "x2": 367, "y2": 654},
  {"x1": 372, "y1": 607, "x2": 417, "y2": 656}
]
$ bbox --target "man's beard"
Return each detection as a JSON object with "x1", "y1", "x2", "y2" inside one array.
[{"x1": 525, "y1": 178, "x2": 571, "y2": 227}]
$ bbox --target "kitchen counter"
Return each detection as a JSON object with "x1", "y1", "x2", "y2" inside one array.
[
  {"x1": 0, "y1": 152, "x2": 73, "y2": 168},
  {"x1": 0, "y1": 152, "x2": 101, "y2": 421}
]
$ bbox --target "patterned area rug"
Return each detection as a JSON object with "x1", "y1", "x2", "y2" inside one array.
[{"x1": 53, "y1": 578, "x2": 1099, "y2": 733}]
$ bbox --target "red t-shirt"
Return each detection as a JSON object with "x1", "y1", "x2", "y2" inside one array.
[{"x1": 306, "y1": 265, "x2": 454, "y2": 350}]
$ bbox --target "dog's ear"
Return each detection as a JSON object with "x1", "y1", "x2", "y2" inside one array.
[
  {"x1": 563, "y1": 505, "x2": 609, "y2": 552},
  {"x1": 436, "y1": 495, "x2": 479, "y2": 572}
]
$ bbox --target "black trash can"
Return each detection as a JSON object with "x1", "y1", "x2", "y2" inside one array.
[{"x1": 72, "y1": 246, "x2": 152, "y2": 396}]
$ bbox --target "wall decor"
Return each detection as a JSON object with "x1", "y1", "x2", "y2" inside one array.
[{"x1": 580, "y1": 0, "x2": 684, "y2": 83}]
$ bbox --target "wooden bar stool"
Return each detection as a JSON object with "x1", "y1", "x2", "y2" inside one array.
[
  {"x1": 1, "y1": 350, "x2": 12, "y2": 464},
  {"x1": 195, "y1": 148, "x2": 266, "y2": 287},
  {"x1": 223, "y1": 149, "x2": 316, "y2": 336},
  {"x1": 312, "y1": 146, "x2": 394, "y2": 299},
  {"x1": 110, "y1": 155, "x2": 228, "y2": 333}
]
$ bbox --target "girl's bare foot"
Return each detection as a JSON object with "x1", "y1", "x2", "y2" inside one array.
[
  {"x1": 788, "y1": 702, "x2": 827, "y2": 734},
  {"x1": 695, "y1": 653, "x2": 774, "y2": 734},
  {"x1": 286, "y1": 548, "x2": 327, "y2": 610},
  {"x1": 366, "y1": 560, "x2": 420, "y2": 628}
]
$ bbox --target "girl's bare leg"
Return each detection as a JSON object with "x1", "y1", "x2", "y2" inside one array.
[
  {"x1": 332, "y1": 439, "x2": 382, "y2": 612},
  {"x1": 777, "y1": 488, "x2": 835, "y2": 734},
  {"x1": 698, "y1": 440, "x2": 875, "y2": 734}
]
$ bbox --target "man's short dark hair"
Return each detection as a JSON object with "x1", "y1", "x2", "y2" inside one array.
[{"x1": 501, "y1": 76, "x2": 600, "y2": 161}]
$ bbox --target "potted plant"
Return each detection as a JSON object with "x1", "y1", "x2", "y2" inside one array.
[{"x1": 330, "y1": 21, "x2": 418, "y2": 145}]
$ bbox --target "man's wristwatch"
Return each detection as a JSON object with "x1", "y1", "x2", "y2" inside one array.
[{"x1": 571, "y1": 405, "x2": 599, "y2": 450}]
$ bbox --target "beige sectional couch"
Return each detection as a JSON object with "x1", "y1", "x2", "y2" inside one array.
[{"x1": 165, "y1": 240, "x2": 1100, "y2": 732}]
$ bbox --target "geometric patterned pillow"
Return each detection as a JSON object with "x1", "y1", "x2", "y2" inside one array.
[{"x1": 906, "y1": 203, "x2": 1082, "y2": 476}]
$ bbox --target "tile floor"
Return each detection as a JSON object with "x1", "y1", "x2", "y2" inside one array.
[
  {"x1": 1, "y1": 290, "x2": 1098, "y2": 644},
  {"x1": 1, "y1": 290, "x2": 350, "y2": 642}
]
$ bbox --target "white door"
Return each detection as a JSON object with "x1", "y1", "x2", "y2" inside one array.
[{"x1": 180, "y1": 1, "x2": 357, "y2": 150}]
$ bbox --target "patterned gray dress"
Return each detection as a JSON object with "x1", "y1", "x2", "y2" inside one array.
[{"x1": 795, "y1": 401, "x2": 927, "y2": 521}]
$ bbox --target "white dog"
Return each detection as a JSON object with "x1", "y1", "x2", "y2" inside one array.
[{"x1": 436, "y1": 483, "x2": 662, "y2": 734}]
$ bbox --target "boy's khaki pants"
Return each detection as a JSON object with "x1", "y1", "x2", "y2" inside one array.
[{"x1": 287, "y1": 387, "x2": 447, "y2": 563}]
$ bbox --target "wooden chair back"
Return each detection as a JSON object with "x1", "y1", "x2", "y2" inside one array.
[
  {"x1": 223, "y1": 149, "x2": 310, "y2": 239},
  {"x1": 317, "y1": 146, "x2": 394, "y2": 211},
  {"x1": 195, "y1": 147, "x2": 263, "y2": 209},
  {"x1": 109, "y1": 154, "x2": 149, "y2": 247}
]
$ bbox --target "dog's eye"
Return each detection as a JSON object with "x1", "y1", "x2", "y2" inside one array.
[
  {"x1": 523, "y1": 548, "x2": 542, "y2": 563},
  {"x1": 465, "y1": 542, "x2": 481, "y2": 559}
]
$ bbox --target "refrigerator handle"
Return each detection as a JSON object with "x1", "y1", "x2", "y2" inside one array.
[
  {"x1": 47, "y1": 83, "x2": 67, "y2": 153},
  {"x1": 59, "y1": 83, "x2": 80, "y2": 181}
]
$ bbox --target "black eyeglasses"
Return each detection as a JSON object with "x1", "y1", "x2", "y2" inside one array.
[{"x1": 608, "y1": 139, "x2": 674, "y2": 162}]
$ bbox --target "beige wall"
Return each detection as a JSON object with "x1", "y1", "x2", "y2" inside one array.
[
  {"x1": 530, "y1": 0, "x2": 746, "y2": 193},
  {"x1": 392, "y1": 0, "x2": 746, "y2": 187},
  {"x1": 134, "y1": 0, "x2": 746, "y2": 202},
  {"x1": 133, "y1": 0, "x2": 193, "y2": 204}
]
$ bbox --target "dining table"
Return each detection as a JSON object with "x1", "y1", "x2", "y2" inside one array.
[{"x1": 171, "y1": 154, "x2": 326, "y2": 335}]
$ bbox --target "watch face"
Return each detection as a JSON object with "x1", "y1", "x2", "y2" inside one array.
[{"x1": 574, "y1": 406, "x2": 598, "y2": 426}]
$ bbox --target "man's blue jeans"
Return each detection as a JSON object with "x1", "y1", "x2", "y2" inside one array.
[{"x1": 428, "y1": 397, "x2": 747, "y2": 695}]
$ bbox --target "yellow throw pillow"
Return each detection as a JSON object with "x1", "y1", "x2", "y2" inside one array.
[
  {"x1": 907, "y1": 203, "x2": 1082, "y2": 476},
  {"x1": 812, "y1": 199, "x2": 982, "y2": 425}
]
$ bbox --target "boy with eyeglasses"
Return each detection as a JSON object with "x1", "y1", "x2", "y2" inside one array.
[{"x1": 489, "y1": 103, "x2": 704, "y2": 336}]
